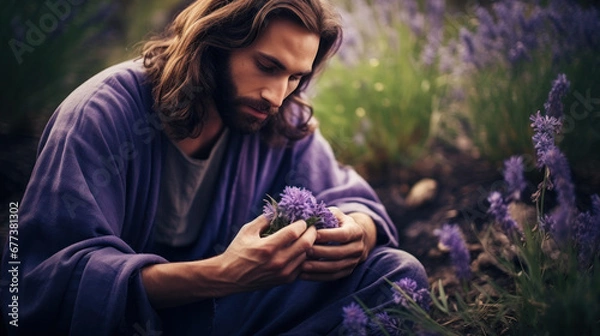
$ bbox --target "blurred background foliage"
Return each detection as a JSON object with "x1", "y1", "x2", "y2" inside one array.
[
  {"x1": 1, "y1": 0, "x2": 190, "y2": 135},
  {"x1": 1, "y1": 0, "x2": 192, "y2": 205},
  {"x1": 312, "y1": 0, "x2": 600, "y2": 177},
  {"x1": 1, "y1": 0, "x2": 599, "y2": 184}
]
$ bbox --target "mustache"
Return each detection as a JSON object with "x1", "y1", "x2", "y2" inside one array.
[{"x1": 235, "y1": 97, "x2": 279, "y2": 115}]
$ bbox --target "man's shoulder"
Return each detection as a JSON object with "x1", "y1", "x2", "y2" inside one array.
[
  {"x1": 70, "y1": 58, "x2": 150, "y2": 102},
  {"x1": 46, "y1": 59, "x2": 157, "y2": 140},
  {"x1": 55, "y1": 59, "x2": 153, "y2": 118}
]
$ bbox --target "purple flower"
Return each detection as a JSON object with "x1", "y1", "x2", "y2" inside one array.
[
  {"x1": 277, "y1": 186, "x2": 317, "y2": 222},
  {"x1": 544, "y1": 149, "x2": 575, "y2": 207},
  {"x1": 443, "y1": 1, "x2": 599, "y2": 72},
  {"x1": 487, "y1": 192, "x2": 523, "y2": 237},
  {"x1": 503, "y1": 155, "x2": 527, "y2": 201},
  {"x1": 544, "y1": 73, "x2": 570, "y2": 119},
  {"x1": 420, "y1": 39, "x2": 439, "y2": 66},
  {"x1": 312, "y1": 201, "x2": 339, "y2": 229},
  {"x1": 342, "y1": 302, "x2": 368, "y2": 336},
  {"x1": 369, "y1": 311, "x2": 402, "y2": 336},
  {"x1": 543, "y1": 148, "x2": 576, "y2": 243},
  {"x1": 476, "y1": 7, "x2": 497, "y2": 40},
  {"x1": 528, "y1": 74, "x2": 578, "y2": 244},
  {"x1": 401, "y1": 0, "x2": 425, "y2": 37},
  {"x1": 593, "y1": 194, "x2": 600, "y2": 217},
  {"x1": 392, "y1": 277, "x2": 417, "y2": 307},
  {"x1": 530, "y1": 110, "x2": 562, "y2": 168},
  {"x1": 573, "y1": 196, "x2": 600, "y2": 266},
  {"x1": 391, "y1": 277, "x2": 430, "y2": 310},
  {"x1": 261, "y1": 186, "x2": 339, "y2": 236},
  {"x1": 336, "y1": 7, "x2": 364, "y2": 66},
  {"x1": 530, "y1": 110, "x2": 563, "y2": 138},
  {"x1": 434, "y1": 224, "x2": 471, "y2": 280},
  {"x1": 508, "y1": 41, "x2": 530, "y2": 64},
  {"x1": 459, "y1": 28, "x2": 476, "y2": 65},
  {"x1": 426, "y1": 0, "x2": 445, "y2": 38},
  {"x1": 540, "y1": 213, "x2": 554, "y2": 233}
]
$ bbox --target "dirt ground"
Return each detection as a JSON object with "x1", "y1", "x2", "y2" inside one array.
[{"x1": 362, "y1": 145, "x2": 500, "y2": 286}]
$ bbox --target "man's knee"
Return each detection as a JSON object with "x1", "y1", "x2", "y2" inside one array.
[{"x1": 365, "y1": 246, "x2": 428, "y2": 288}]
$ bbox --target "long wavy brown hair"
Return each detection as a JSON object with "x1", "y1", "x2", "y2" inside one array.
[{"x1": 141, "y1": 0, "x2": 342, "y2": 144}]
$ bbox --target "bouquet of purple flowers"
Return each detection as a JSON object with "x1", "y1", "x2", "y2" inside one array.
[{"x1": 261, "y1": 186, "x2": 339, "y2": 237}]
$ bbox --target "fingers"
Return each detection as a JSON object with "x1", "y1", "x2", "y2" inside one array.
[
  {"x1": 279, "y1": 247, "x2": 313, "y2": 282},
  {"x1": 260, "y1": 221, "x2": 317, "y2": 269},
  {"x1": 267, "y1": 220, "x2": 317, "y2": 246},
  {"x1": 244, "y1": 215, "x2": 271, "y2": 235},
  {"x1": 314, "y1": 219, "x2": 362, "y2": 245},
  {"x1": 308, "y1": 241, "x2": 363, "y2": 260},
  {"x1": 328, "y1": 206, "x2": 343, "y2": 218}
]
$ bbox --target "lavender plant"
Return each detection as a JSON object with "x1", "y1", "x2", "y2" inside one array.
[
  {"x1": 342, "y1": 277, "x2": 432, "y2": 336},
  {"x1": 441, "y1": 0, "x2": 600, "y2": 160},
  {"x1": 261, "y1": 186, "x2": 339, "y2": 236},
  {"x1": 342, "y1": 302, "x2": 369, "y2": 336},
  {"x1": 340, "y1": 73, "x2": 600, "y2": 335},
  {"x1": 434, "y1": 224, "x2": 471, "y2": 281},
  {"x1": 484, "y1": 74, "x2": 600, "y2": 333}
]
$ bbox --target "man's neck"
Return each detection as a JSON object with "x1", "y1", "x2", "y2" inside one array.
[{"x1": 174, "y1": 107, "x2": 225, "y2": 160}]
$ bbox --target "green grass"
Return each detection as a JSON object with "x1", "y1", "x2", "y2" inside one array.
[
  {"x1": 312, "y1": 5, "x2": 445, "y2": 171},
  {"x1": 461, "y1": 49, "x2": 600, "y2": 165}
]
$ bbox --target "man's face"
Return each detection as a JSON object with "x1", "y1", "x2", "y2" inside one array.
[{"x1": 213, "y1": 18, "x2": 320, "y2": 133}]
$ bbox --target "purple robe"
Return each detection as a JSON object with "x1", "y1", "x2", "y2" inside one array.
[{"x1": 0, "y1": 60, "x2": 426, "y2": 335}]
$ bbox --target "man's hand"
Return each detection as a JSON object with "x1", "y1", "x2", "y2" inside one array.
[
  {"x1": 218, "y1": 215, "x2": 318, "y2": 290},
  {"x1": 141, "y1": 215, "x2": 316, "y2": 308},
  {"x1": 300, "y1": 208, "x2": 377, "y2": 281}
]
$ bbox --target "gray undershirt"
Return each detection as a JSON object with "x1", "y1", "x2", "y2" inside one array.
[{"x1": 153, "y1": 129, "x2": 229, "y2": 247}]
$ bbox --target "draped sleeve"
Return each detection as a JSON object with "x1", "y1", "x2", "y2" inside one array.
[{"x1": 0, "y1": 60, "x2": 168, "y2": 335}]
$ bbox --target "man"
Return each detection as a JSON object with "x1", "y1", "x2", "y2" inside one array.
[{"x1": 1, "y1": 0, "x2": 427, "y2": 335}]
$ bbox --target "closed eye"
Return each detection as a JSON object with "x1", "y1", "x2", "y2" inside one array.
[
  {"x1": 256, "y1": 61, "x2": 277, "y2": 74},
  {"x1": 255, "y1": 52, "x2": 311, "y2": 82}
]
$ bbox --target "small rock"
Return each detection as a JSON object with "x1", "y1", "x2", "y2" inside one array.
[
  {"x1": 405, "y1": 178, "x2": 438, "y2": 208},
  {"x1": 445, "y1": 209, "x2": 459, "y2": 219},
  {"x1": 472, "y1": 252, "x2": 497, "y2": 272}
]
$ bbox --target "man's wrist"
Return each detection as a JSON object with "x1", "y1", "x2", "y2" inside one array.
[{"x1": 141, "y1": 256, "x2": 235, "y2": 309}]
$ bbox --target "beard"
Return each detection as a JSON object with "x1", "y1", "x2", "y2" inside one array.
[{"x1": 212, "y1": 57, "x2": 279, "y2": 134}]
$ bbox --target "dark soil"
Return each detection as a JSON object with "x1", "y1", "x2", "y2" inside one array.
[{"x1": 364, "y1": 145, "x2": 502, "y2": 287}]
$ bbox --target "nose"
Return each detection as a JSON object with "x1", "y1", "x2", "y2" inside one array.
[{"x1": 261, "y1": 78, "x2": 289, "y2": 109}]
